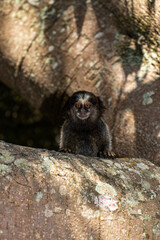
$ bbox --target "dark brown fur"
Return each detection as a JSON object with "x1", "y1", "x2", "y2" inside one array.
[{"x1": 59, "y1": 91, "x2": 116, "y2": 159}]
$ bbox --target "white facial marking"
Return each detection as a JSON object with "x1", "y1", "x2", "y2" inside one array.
[{"x1": 78, "y1": 94, "x2": 90, "y2": 105}]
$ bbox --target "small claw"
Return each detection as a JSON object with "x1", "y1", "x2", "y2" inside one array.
[
  {"x1": 108, "y1": 151, "x2": 117, "y2": 159},
  {"x1": 111, "y1": 151, "x2": 116, "y2": 157},
  {"x1": 107, "y1": 151, "x2": 111, "y2": 156},
  {"x1": 59, "y1": 148, "x2": 72, "y2": 153},
  {"x1": 98, "y1": 150, "x2": 117, "y2": 159}
]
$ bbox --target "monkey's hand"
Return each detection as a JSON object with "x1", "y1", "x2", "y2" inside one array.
[
  {"x1": 98, "y1": 150, "x2": 117, "y2": 159},
  {"x1": 59, "y1": 148, "x2": 73, "y2": 154}
]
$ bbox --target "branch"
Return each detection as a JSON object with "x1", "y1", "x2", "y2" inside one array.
[{"x1": 0, "y1": 140, "x2": 160, "y2": 239}]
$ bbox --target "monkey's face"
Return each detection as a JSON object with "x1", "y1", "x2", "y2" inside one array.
[
  {"x1": 65, "y1": 91, "x2": 105, "y2": 123},
  {"x1": 74, "y1": 100, "x2": 92, "y2": 120}
]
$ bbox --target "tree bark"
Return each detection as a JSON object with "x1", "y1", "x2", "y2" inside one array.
[
  {"x1": 0, "y1": 1, "x2": 159, "y2": 163},
  {"x1": 0, "y1": 0, "x2": 117, "y2": 109},
  {"x1": 0, "y1": 1, "x2": 159, "y2": 108},
  {"x1": 0, "y1": 140, "x2": 160, "y2": 239}
]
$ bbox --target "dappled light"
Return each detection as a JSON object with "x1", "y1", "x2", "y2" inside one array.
[
  {"x1": 0, "y1": 1, "x2": 160, "y2": 239},
  {"x1": 0, "y1": 0, "x2": 159, "y2": 162},
  {"x1": 0, "y1": 141, "x2": 160, "y2": 239}
]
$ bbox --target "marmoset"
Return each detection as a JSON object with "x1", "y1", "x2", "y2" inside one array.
[{"x1": 59, "y1": 91, "x2": 116, "y2": 159}]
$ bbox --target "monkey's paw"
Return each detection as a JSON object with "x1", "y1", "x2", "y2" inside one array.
[
  {"x1": 98, "y1": 150, "x2": 117, "y2": 159},
  {"x1": 59, "y1": 148, "x2": 73, "y2": 153}
]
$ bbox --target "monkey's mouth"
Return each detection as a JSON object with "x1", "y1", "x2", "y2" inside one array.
[{"x1": 77, "y1": 112, "x2": 89, "y2": 120}]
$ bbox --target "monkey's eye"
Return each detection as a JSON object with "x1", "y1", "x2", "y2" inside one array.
[
  {"x1": 75, "y1": 103, "x2": 81, "y2": 109},
  {"x1": 85, "y1": 103, "x2": 91, "y2": 109}
]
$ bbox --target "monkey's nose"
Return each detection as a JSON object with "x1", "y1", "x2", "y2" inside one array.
[{"x1": 80, "y1": 108, "x2": 86, "y2": 113}]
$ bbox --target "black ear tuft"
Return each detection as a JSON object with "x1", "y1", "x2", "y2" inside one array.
[
  {"x1": 97, "y1": 97, "x2": 106, "y2": 115},
  {"x1": 63, "y1": 97, "x2": 71, "y2": 117},
  {"x1": 63, "y1": 93, "x2": 77, "y2": 117}
]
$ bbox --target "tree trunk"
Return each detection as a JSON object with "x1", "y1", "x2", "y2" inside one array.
[
  {"x1": 0, "y1": 140, "x2": 160, "y2": 240},
  {"x1": 0, "y1": 1, "x2": 159, "y2": 162}
]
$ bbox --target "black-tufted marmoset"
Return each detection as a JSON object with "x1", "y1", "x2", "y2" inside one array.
[{"x1": 59, "y1": 91, "x2": 116, "y2": 159}]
